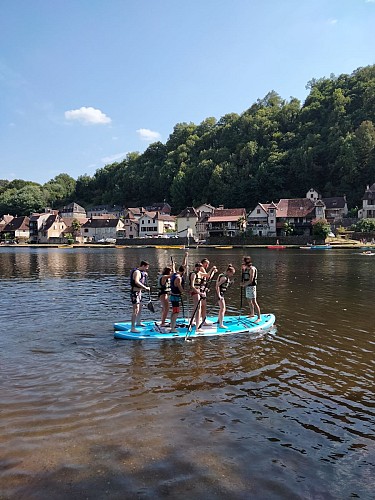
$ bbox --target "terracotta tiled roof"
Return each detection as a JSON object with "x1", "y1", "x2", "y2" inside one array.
[
  {"x1": 276, "y1": 199, "x2": 316, "y2": 218},
  {"x1": 3, "y1": 216, "x2": 30, "y2": 231},
  {"x1": 208, "y1": 208, "x2": 246, "y2": 223}
]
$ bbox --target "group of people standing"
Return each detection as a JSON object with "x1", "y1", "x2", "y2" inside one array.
[{"x1": 129, "y1": 253, "x2": 261, "y2": 333}]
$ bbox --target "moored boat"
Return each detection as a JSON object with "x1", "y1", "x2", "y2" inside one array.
[{"x1": 310, "y1": 244, "x2": 332, "y2": 250}]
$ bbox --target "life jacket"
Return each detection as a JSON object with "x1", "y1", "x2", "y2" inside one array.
[
  {"x1": 242, "y1": 266, "x2": 250, "y2": 282},
  {"x1": 242, "y1": 265, "x2": 257, "y2": 286},
  {"x1": 170, "y1": 272, "x2": 182, "y2": 295},
  {"x1": 158, "y1": 274, "x2": 171, "y2": 294},
  {"x1": 130, "y1": 268, "x2": 147, "y2": 289},
  {"x1": 217, "y1": 273, "x2": 230, "y2": 294},
  {"x1": 189, "y1": 271, "x2": 204, "y2": 290}
]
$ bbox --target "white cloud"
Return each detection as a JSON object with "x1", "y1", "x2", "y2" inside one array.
[
  {"x1": 365, "y1": 0, "x2": 375, "y2": 3},
  {"x1": 328, "y1": 18, "x2": 338, "y2": 25},
  {"x1": 101, "y1": 152, "x2": 127, "y2": 164},
  {"x1": 64, "y1": 106, "x2": 111, "y2": 125},
  {"x1": 136, "y1": 128, "x2": 161, "y2": 142}
]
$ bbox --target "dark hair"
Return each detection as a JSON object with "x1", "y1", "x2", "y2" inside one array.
[
  {"x1": 227, "y1": 264, "x2": 235, "y2": 272},
  {"x1": 162, "y1": 266, "x2": 172, "y2": 275},
  {"x1": 201, "y1": 258, "x2": 209, "y2": 264},
  {"x1": 178, "y1": 265, "x2": 186, "y2": 273},
  {"x1": 140, "y1": 260, "x2": 149, "y2": 267},
  {"x1": 195, "y1": 262, "x2": 202, "y2": 267}
]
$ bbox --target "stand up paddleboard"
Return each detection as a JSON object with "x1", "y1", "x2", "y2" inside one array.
[{"x1": 114, "y1": 314, "x2": 276, "y2": 340}]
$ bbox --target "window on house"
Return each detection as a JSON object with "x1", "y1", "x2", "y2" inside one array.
[{"x1": 257, "y1": 209, "x2": 260, "y2": 214}]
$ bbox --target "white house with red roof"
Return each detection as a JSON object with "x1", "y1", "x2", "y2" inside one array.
[
  {"x1": 248, "y1": 195, "x2": 326, "y2": 237},
  {"x1": 207, "y1": 207, "x2": 247, "y2": 237}
]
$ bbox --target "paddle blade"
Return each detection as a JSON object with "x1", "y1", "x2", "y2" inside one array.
[{"x1": 147, "y1": 300, "x2": 155, "y2": 313}]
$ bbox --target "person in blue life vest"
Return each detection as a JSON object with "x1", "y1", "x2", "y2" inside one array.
[
  {"x1": 215, "y1": 264, "x2": 236, "y2": 329},
  {"x1": 169, "y1": 265, "x2": 186, "y2": 333},
  {"x1": 158, "y1": 251, "x2": 188, "y2": 327},
  {"x1": 241, "y1": 256, "x2": 261, "y2": 322},
  {"x1": 130, "y1": 260, "x2": 150, "y2": 333}
]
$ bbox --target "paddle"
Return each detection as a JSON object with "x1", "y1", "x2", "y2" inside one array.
[
  {"x1": 145, "y1": 276, "x2": 155, "y2": 313},
  {"x1": 147, "y1": 290, "x2": 155, "y2": 313}
]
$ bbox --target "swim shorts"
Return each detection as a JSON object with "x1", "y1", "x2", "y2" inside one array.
[
  {"x1": 131, "y1": 290, "x2": 142, "y2": 305},
  {"x1": 245, "y1": 286, "x2": 257, "y2": 300},
  {"x1": 170, "y1": 294, "x2": 181, "y2": 313}
]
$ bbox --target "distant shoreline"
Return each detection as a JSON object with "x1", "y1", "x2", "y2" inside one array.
[{"x1": 1, "y1": 242, "x2": 371, "y2": 250}]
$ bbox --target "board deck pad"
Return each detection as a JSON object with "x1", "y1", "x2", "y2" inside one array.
[{"x1": 114, "y1": 314, "x2": 276, "y2": 340}]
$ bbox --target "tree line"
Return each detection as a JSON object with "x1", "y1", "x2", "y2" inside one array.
[{"x1": 1, "y1": 65, "x2": 375, "y2": 216}]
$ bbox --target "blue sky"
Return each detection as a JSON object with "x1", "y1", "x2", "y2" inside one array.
[{"x1": 1, "y1": 0, "x2": 375, "y2": 185}]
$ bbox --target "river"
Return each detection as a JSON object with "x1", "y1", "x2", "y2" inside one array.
[{"x1": 0, "y1": 246, "x2": 373, "y2": 499}]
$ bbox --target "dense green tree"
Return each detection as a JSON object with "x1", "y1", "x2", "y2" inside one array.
[
  {"x1": 353, "y1": 218, "x2": 375, "y2": 232},
  {"x1": 0, "y1": 185, "x2": 46, "y2": 215}
]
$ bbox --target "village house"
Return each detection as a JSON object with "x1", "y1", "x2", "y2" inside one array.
[
  {"x1": 195, "y1": 204, "x2": 215, "y2": 240},
  {"x1": 122, "y1": 211, "x2": 140, "y2": 238},
  {"x1": 138, "y1": 211, "x2": 176, "y2": 237},
  {"x1": 86, "y1": 204, "x2": 123, "y2": 218},
  {"x1": 29, "y1": 209, "x2": 58, "y2": 243},
  {"x1": 176, "y1": 207, "x2": 199, "y2": 240},
  {"x1": 81, "y1": 218, "x2": 125, "y2": 242},
  {"x1": 59, "y1": 202, "x2": 87, "y2": 219},
  {"x1": 144, "y1": 202, "x2": 171, "y2": 215},
  {"x1": 0, "y1": 214, "x2": 14, "y2": 235},
  {"x1": 207, "y1": 207, "x2": 247, "y2": 237},
  {"x1": 248, "y1": 189, "x2": 326, "y2": 236},
  {"x1": 322, "y1": 196, "x2": 348, "y2": 223},
  {"x1": 247, "y1": 202, "x2": 278, "y2": 236},
  {"x1": 358, "y1": 183, "x2": 375, "y2": 219},
  {"x1": 1, "y1": 216, "x2": 30, "y2": 242},
  {"x1": 38, "y1": 214, "x2": 68, "y2": 244},
  {"x1": 123, "y1": 207, "x2": 144, "y2": 219}
]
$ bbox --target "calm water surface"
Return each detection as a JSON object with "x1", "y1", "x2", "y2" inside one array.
[{"x1": 0, "y1": 247, "x2": 374, "y2": 499}]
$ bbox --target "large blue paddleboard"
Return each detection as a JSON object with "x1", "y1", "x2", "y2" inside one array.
[{"x1": 114, "y1": 314, "x2": 276, "y2": 340}]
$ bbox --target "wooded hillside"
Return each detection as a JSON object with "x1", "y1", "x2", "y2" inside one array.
[{"x1": 1, "y1": 65, "x2": 375, "y2": 215}]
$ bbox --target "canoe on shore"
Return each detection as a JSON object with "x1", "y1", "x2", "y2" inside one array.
[
  {"x1": 310, "y1": 244, "x2": 332, "y2": 250},
  {"x1": 114, "y1": 314, "x2": 276, "y2": 340},
  {"x1": 267, "y1": 245, "x2": 286, "y2": 250}
]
